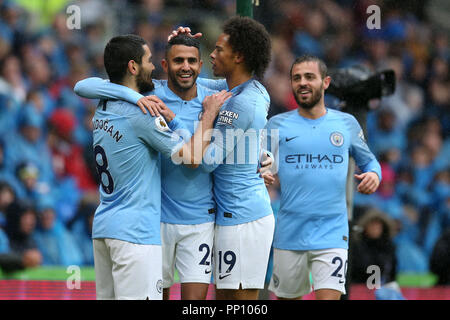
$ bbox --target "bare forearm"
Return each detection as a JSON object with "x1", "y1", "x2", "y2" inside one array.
[{"x1": 176, "y1": 110, "x2": 216, "y2": 166}]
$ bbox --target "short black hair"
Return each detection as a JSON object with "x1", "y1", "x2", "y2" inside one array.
[
  {"x1": 290, "y1": 54, "x2": 328, "y2": 79},
  {"x1": 223, "y1": 16, "x2": 271, "y2": 80},
  {"x1": 165, "y1": 34, "x2": 200, "y2": 58},
  {"x1": 104, "y1": 34, "x2": 147, "y2": 84}
]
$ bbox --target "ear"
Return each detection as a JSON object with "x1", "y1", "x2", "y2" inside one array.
[
  {"x1": 161, "y1": 59, "x2": 168, "y2": 73},
  {"x1": 198, "y1": 59, "x2": 203, "y2": 71},
  {"x1": 323, "y1": 75, "x2": 331, "y2": 90},
  {"x1": 234, "y1": 52, "x2": 244, "y2": 64},
  {"x1": 127, "y1": 60, "x2": 138, "y2": 75}
]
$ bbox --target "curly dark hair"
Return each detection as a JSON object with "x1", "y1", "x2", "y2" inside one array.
[{"x1": 223, "y1": 16, "x2": 271, "y2": 80}]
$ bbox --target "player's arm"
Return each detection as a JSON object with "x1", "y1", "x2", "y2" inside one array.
[
  {"x1": 349, "y1": 117, "x2": 382, "y2": 195},
  {"x1": 132, "y1": 91, "x2": 230, "y2": 168},
  {"x1": 74, "y1": 77, "x2": 165, "y2": 116},
  {"x1": 354, "y1": 160, "x2": 381, "y2": 195},
  {"x1": 174, "y1": 90, "x2": 232, "y2": 167},
  {"x1": 74, "y1": 77, "x2": 144, "y2": 102}
]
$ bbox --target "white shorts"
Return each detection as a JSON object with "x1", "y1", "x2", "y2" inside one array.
[
  {"x1": 269, "y1": 248, "x2": 348, "y2": 298},
  {"x1": 214, "y1": 214, "x2": 275, "y2": 290},
  {"x1": 161, "y1": 222, "x2": 214, "y2": 288},
  {"x1": 93, "y1": 238, "x2": 162, "y2": 300}
]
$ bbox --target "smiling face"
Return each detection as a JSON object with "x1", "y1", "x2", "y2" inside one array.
[
  {"x1": 291, "y1": 61, "x2": 330, "y2": 110},
  {"x1": 210, "y1": 33, "x2": 236, "y2": 78},
  {"x1": 163, "y1": 44, "x2": 202, "y2": 92}
]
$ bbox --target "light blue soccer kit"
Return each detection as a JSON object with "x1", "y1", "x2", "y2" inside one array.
[
  {"x1": 90, "y1": 98, "x2": 184, "y2": 299},
  {"x1": 199, "y1": 79, "x2": 273, "y2": 225},
  {"x1": 198, "y1": 78, "x2": 275, "y2": 289},
  {"x1": 264, "y1": 108, "x2": 382, "y2": 296},
  {"x1": 91, "y1": 99, "x2": 184, "y2": 244}
]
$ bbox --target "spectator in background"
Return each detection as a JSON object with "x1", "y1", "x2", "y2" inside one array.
[
  {"x1": 4, "y1": 106, "x2": 55, "y2": 188},
  {"x1": 350, "y1": 208, "x2": 398, "y2": 285},
  {"x1": 430, "y1": 228, "x2": 450, "y2": 285},
  {"x1": 50, "y1": 62, "x2": 91, "y2": 129},
  {"x1": 14, "y1": 161, "x2": 46, "y2": 204},
  {"x1": 354, "y1": 162, "x2": 404, "y2": 221},
  {"x1": 47, "y1": 108, "x2": 97, "y2": 193},
  {"x1": 379, "y1": 56, "x2": 425, "y2": 129},
  {"x1": 0, "y1": 54, "x2": 27, "y2": 104},
  {"x1": 0, "y1": 223, "x2": 8, "y2": 254},
  {"x1": 33, "y1": 199, "x2": 83, "y2": 266},
  {"x1": 292, "y1": 8, "x2": 327, "y2": 59},
  {"x1": 425, "y1": 78, "x2": 450, "y2": 135},
  {"x1": 2, "y1": 201, "x2": 42, "y2": 272},
  {"x1": 0, "y1": 142, "x2": 22, "y2": 202},
  {"x1": 0, "y1": 181, "x2": 15, "y2": 227},
  {"x1": 367, "y1": 108, "x2": 407, "y2": 160},
  {"x1": 68, "y1": 200, "x2": 96, "y2": 266},
  {"x1": 430, "y1": 168, "x2": 450, "y2": 229}
]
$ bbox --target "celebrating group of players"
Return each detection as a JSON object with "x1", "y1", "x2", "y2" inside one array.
[{"x1": 74, "y1": 16, "x2": 381, "y2": 300}]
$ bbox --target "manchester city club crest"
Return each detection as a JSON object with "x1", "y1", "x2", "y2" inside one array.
[{"x1": 330, "y1": 132, "x2": 344, "y2": 147}]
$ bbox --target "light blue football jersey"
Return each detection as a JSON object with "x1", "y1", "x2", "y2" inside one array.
[
  {"x1": 155, "y1": 82, "x2": 217, "y2": 224},
  {"x1": 75, "y1": 78, "x2": 217, "y2": 224},
  {"x1": 265, "y1": 108, "x2": 382, "y2": 250},
  {"x1": 91, "y1": 99, "x2": 183, "y2": 245},
  {"x1": 201, "y1": 79, "x2": 273, "y2": 226}
]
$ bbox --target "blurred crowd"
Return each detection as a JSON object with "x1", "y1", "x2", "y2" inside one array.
[{"x1": 0, "y1": 0, "x2": 448, "y2": 285}]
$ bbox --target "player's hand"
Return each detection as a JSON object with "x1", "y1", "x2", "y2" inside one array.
[
  {"x1": 258, "y1": 151, "x2": 273, "y2": 175},
  {"x1": 137, "y1": 95, "x2": 164, "y2": 116},
  {"x1": 202, "y1": 90, "x2": 232, "y2": 118},
  {"x1": 261, "y1": 172, "x2": 275, "y2": 187},
  {"x1": 137, "y1": 95, "x2": 176, "y2": 122},
  {"x1": 355, "y1": 172, "x2": 380, "y2": 195},
  {"x1": 168, "y1": 26, "x2": 202, "y2": 41}
]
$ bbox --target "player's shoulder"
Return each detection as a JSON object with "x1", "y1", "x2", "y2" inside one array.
[
  {"x1": 197, "y1": 82, "x2": 218, "y2": 96},
  {"x1": 248, "y1": 79, "x2": 270, "y2": 102},
  {"x1": 101, "y1": 100, "x2": 160, "y2": 132},
  {"x1": 327, "y1": 108, "x2": 353, "y2": 119},
  {"x1": 327, "y1": 108, "x2": 359, "y2": 126},
  {"x1": 267, "y1": 109, "x2": 297, "y2": 127},
  {"x1": 233, "y1": 79, "x2": 268, "y2": 100},
  {"x1": 229, "y1": 79, "x2": 269, "y2": 115},
  {"x1": 103, "y1": 99, "x2": 142, "y2": 116},
  {"x1": 152, "y1": 79, "x2": 166, "y2": 89}
]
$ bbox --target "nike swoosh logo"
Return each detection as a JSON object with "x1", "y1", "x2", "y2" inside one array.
[
  {"x1": 339, "y1": 280, "x2": 345, "y2": 284},
  {"x1": 205, "y1": 269, "x2": 212, "y2": 274},
  {"x1": 286, "y1": 136, "x2": 298, "y2": 142},
  {"x1": 218, "y1": 274, "x2": 231, "y2": 280}
]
